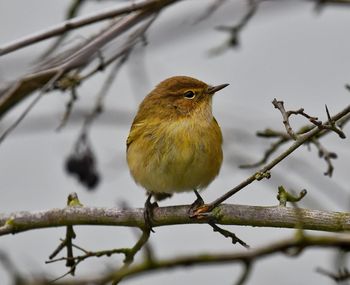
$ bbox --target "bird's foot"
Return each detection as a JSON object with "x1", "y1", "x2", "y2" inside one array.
[
  {"x1": 144, "y1": 194, "x2": 158, "y2": 233},
  {"x1": 189, "y1": 190, "x2": 211, "y2": 218}
]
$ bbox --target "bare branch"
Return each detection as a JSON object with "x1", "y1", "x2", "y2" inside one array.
[
  {"x1": 0, "y1": 71, "x2": 63, "y2": 144},
  {"x1": 272, "y1": 98, "x2": 321, "y2": 139},
  {"x1": 240, "y1": 136, "x2": 289, "y2": 168},
  {"x1": 85, "y1": 234, "x2": 350, "y2": 284},
  {"x1": 211, "y1": 0, "x2": 259, "y2": 53},
  {"x1": 194, "y1": 0, "x2": 227, "y2": 23},
  {"x1": 0, "y1": 0, "x2": 179, "y2": 56},
  {"x1": 311, "y1": 138, "x2": 337, "y2": 177},
  {"x1": 241, "y1": 109, "x2": 350, "y2": 169},
  {"x1": 198, "y1": 104, "x2": 350, "y2": 213},
  {"x1": 39, "y1": 0, "x2": 87, "y2": 59},
  {"x1": 209, "y1": 222, "x2": 249, "y2": 248},
  {"x1": 56, "y1": 75, "x2": 80, "y2": 131},
  {"x1": 0, "y1": 9, "x2": 159, "y2": 144},
  {"x1": 0, "y1": 1, "x2": 169, "y2": 122},
  {"x1": 1, "y1": 202, "x2": 350, "y2": 236},
  {"x1": 235, "y1": 261, "x2": 253, "y2": 285},
  {"x1": 57, "y1": 15, "x2": 155, "y2": 132},
  {"x1": 47, "y1": 228, "x2": 150, "y2": 282}
]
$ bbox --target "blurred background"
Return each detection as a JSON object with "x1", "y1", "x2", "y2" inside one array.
[{"x1": 0, "y1": 0, "x2": 350, "y2": 284}]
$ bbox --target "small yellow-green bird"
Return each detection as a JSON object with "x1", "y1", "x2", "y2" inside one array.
[{"x1": 126, "y1": 76, "x2": 228, "y2": 223}]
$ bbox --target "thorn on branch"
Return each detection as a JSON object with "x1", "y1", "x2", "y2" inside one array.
[
  {"x1": 324, "y1": 105, "x2": 346, "y2": 139},
  {"x1": 277, "y1": 186, "x2": 307, "y2": 207}
]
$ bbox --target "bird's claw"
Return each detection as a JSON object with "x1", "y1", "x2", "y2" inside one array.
[{"x1": 189, "y1": 204, "x2": 211, "y2": 219}]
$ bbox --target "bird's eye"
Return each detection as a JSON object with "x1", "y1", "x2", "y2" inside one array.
[{"x1": 184, "y1": 91, "x2": 195, "y2": 99}]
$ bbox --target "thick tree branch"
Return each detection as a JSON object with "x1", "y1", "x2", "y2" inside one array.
[{"x1": 1, "y1": 203, "x2": 350, "y2": 236}]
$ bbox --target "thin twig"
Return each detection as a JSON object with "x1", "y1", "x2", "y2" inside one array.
[
  {"x1": 235, "y1": 261, "x2": 253, "y2": 285},
  {"x1": 240, "y1": 136, "x2": 289, "y2": 168},
  {"x1": 0, "y1": 7, "x2": 160, "y2": 127},
  {"x1": 57, "y1": 15, "x2": 155, "y2": 132},
  {"x1": 80, "y1": 48, "x2": 131, "y2": 135},
  {"x1": 56, "y1": 81, "x2": 79, "y2": 131},
  {"x1": 210, "y1": 0, "x2": 259, "y2": 53},
  {"x1": 80, "y1": 14, "x2": 157, "y2": 81},
  {"x1": 209, "y1": 221, "x2": 249, "y2": 248},
  {"x1": 272, "y1": 98, "x2": 321, "y2": 139},
  {"x1": 240, "y1": 110, "x2": 350, "y2": 169},
  {"x1": 48, "y1": 229, "x2": 150, "y2": 283},
  {"x1": 316, "y1": 267, "x2": 350, "y2": 282},
  {"x1": 194, "y1": 0, "x2": 227, "y2": 23},
  {"x1": 0, "y1": 71, "x2": 63, "y2": 144},
  {"x1": 47, "y1": 246, "x2": 130, "y2": 265},
  {"x1": 39, "y1": 0, "x2": 87, "y2": 59},
  {"x1": 311, "y1": 138, "x2": 337, "y2": 177}
]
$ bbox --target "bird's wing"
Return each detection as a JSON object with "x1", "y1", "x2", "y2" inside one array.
[{"x1": 126, "y1": 121, "x2": 144, "y2": 150}]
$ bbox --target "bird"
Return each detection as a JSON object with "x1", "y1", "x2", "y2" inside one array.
[{"x1": 126, "y1": 75, "x2": 228, "y2": 227}]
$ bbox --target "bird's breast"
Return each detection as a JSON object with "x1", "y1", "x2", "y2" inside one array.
[{"x1": 127, "y1": 117, "x2": 223, "y2": 193}]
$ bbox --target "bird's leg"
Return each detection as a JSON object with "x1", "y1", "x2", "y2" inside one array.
[
  {"x1": 193, "y1": 189, "x2": 205, "y2": 206},
  {"x1": 144, "y1": 193, "x2": 158, "y2": 233},
  {"x1": 188, "y1": 189, "x2": 205, "y2": 217}
]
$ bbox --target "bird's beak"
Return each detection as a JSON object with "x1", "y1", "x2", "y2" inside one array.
[{"x1": 207, "y1": 83, "x2": 229, "y2": 94}]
